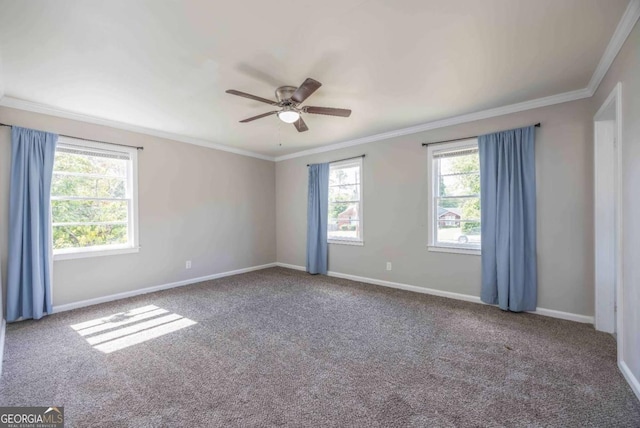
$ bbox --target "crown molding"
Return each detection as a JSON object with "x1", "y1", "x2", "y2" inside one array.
[
  {"x1": 0, "y1": 96, "x2": 275, "y2": 161},
  {"x1": 276, "y1": 0, "x2": 639, "y2": 162},
  {"x1": 0, "y1": 2, "x2": 636, "y2": 163},
  {"x1": 274, "y1": 87, "x2": 592, "y2": 161},
  {"x1": 587, "y1": 0, "x2": 640, "y2": 96}
]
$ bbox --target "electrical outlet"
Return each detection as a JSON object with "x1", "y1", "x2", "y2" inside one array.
[
  {"x1": 186, "y1": 260, "x2": 192, "y2": 269},
  {"x1": 386, "y1": 262, "x2": 392, "y2": 271}
]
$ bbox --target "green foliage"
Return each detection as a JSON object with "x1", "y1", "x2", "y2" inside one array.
[
  {"x1": 51, "y1": 151, "x2": 129, "y2": 249},
  {"x1": 462, "y1": 218, "x2": 480, "y2": 234},
  {"x1": 340, "y1": 224, "x2": 357, "y2": 231},
  {"x1": 330, "y1": 199, "x2": 352, "y2": 220},
  {"x1": 52, "y1": 200, "x2": 127, "y2": 223},
  {"x1": 54, "y1": 152, "x2": 126, "y2": 176},
  {"x1": 53, "y1": 225, "x2": 127, "y2": 249},
  {"x1": 52, "y1": 175, "x2": 125, "y2": 199},
  {"x1": 439, "y1": 178, "x2": 458, "y2": 208},
  {"x1": 439, "y1": 223, "x2": 458, "y2": 229}
]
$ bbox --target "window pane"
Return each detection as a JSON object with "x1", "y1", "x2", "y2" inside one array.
[
  {"x1": 54, "y1": 151, "x2": 127, "y2": 177},
  {"x1": 437, "y1": 153, "x2": 480, "y2": 197},
  {"x1": 328, "y1": 219, "x2": 360, "y2": 240},
  {"x1": 53, "y1": 224, "x2": 128, "y2": 249},
  {"x1": 329, "y1": 184, "x2": 360, "y2": 203},
  {"x1": 52, "y1": 174, "x2": 126, "y2": 198},
  {"x1": 437, "y1": 197, "x2": 480, "y2": 221},
  {"x1": 438, "y1": 172, "x2": 480, "y2": 197},
  {"x1": 435, "y1": 221, "x2": 481, "y2": 246},
  {"x1": 52, "y1": 140, "x2": 136, "y2": 254},
  {"x1": 430, "y1": 141, "x2": 481, "y2": 250},
  {"x1": 328, "y1": 159, "x2": 362, "y2": 242},
  {"x1": 436, "y1": 197, "x2": 481, "y2": 246},
  {"x1": 329, "y1": 164, "x2": 360, "y2": 186},
  {"x1": 329, "y1": 203, "x2": 360, "y2": 221},
  {"x1": 52, "y1": 200, "x2": 128, "y2": 224}
]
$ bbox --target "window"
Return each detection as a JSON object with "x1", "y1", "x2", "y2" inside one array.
[
  {"x1": 328, "y1": 157, "x2": 363, "y2": 245},
  {"x1": 51, "y1": 137, "x2": 139, "y2": 259},
  {"x1": 427, "y1": 139, "x2": 481, "y2": 255}
]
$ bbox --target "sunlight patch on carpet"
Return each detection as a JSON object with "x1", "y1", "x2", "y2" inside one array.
[{"x1": 70, "y1": 305, "x2": 197, "y2": 353}]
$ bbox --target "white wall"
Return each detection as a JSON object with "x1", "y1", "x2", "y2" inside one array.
[
  {"x1": 592, "y1": 19, "x2": 640, "y2": 397},
  {"x1": 277, "y1": 99, "x2": 595, "y2": 317},
  {"x1": 0, "y1": 106, "x2": 277, "y2": 307}
]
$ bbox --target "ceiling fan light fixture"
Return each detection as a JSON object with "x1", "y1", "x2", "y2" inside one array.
[
  {"x1": 278, "y1": 109, "x2": 300, "y2": 124},
  {"x1": 227, "y1": 78, "x2": 351, "y2": 132}
]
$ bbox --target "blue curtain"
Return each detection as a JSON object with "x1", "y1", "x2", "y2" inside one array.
[
  {"x1": 306, "y1": 163, "x2": 329, "y2": 274},
  {"x1": 7, "y1": 126, "x2": 58, "y2": 322},
  {"x1": 479, "y1": 125, "x2": 537, "y2": 312}
]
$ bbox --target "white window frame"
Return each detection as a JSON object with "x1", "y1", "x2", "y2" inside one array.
[
  {"x1": 427, "y1": 138, "x2": 481, "y2": 256},
  {"x1": 328, "y1": 157, "x2": 364, "y2": 246},
  {"x1": 52, "y1": 137, "x2": 140, "y2": 260}
]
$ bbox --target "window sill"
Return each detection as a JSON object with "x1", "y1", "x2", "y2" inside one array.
[
  {"x1": 328, "y1": 240, "x2": 364, "y2": 247},
  {"x1": 427, "y1": 245, "x2": 480, "y2": 256},
  {"x1": 54, "y1": 246, "x2": 140, "y2": 261}
]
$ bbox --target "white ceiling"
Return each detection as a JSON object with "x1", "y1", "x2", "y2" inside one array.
[{"x1": 0, "y1": 0, "x2": 630, "y2": 157}]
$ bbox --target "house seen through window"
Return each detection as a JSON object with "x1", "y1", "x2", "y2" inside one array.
[
  {"x1": 328, "y1": 158, "x2": 363, "y2": 244},
  {"x1": 428, "y1": 139, "x2": 481, "y2": 253},
  {"x1": 51, "y1": 137, "x2": 139, "y2": 259}
]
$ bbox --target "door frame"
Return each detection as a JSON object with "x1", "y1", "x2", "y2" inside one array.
[{"x1": 593, "y1": 82, "x2": 622, "y2": 356}]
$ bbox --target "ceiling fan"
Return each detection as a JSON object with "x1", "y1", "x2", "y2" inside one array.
[{"x1": 226, "y1": 78, "x2": 351, "y2": 132}]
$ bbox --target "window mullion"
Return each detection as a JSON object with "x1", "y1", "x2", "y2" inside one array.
[
  {"x1": 51, "y1": 196, "x2": 128, "y2": 202},
  {"x1": 435, "y1": 195, "x2": 480, "y2": 200},
  {"x1": 53, "y1": 221, "x2": 128, "y2": 227},
  {"x1": 52, "y1": 171, "x2": 126, "y2": 179}
]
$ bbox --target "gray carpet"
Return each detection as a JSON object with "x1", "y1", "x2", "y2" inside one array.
[{"x1": 1, "y1": 267, "x2": 638, "y2": 427}]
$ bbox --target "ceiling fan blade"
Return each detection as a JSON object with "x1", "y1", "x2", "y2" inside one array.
[
  {"x1": 226, "y1": 89, "x2": 277, "y2": 105},
  {"x1": 291, "y1": 78, "x2": 322, "y2": 104},
  {"x1": 293, "y1": 117, "x2": 309, "y2": 132},
  {"x1": 303, "y1": 106, "x2": 352, "y2": 117},
  {"x1": 239, "y1": 111, "x2": 279, "y2": 123}
]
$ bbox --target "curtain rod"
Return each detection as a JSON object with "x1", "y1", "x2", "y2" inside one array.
[
  {"x1": 307, "y1": 154, "x2": 365, "y2": 167},
  {"x1": 0, "y1": 123, "x2": 144, "y2": 150},
  {"x1": 421, "y1": 123, "x2": 541, "y2": 147}
]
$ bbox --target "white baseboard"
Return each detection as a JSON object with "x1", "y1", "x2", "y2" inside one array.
[
  {"x1": 327, "y1": 269, "x2": 484, "y2": 305},
  {"x1": 276, "y1": 262, "x2": 306, "y2": 272},
  {"x1": 0, "y1": 318, "x2": 6, "y2": 377},
  {"x1": 52, "y1": 263, "x2": 277, "y2": 313},
  {"x1": 49, "y1": 260, "x2": 594, "y2": 322},
  {"x1": 620, "y1": 360, "x2": 640, "y2": 402},
  {"x1": 529, "y1": 307, "x2": 593, "y2": 324},
  {"x1": 275, "y1": 262, "x2": 594, "y2": 324}
]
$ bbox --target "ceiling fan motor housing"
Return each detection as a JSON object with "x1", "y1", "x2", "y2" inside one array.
[{"x1": 275, "y1": 86, "x2": 298, "y2": 104}]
